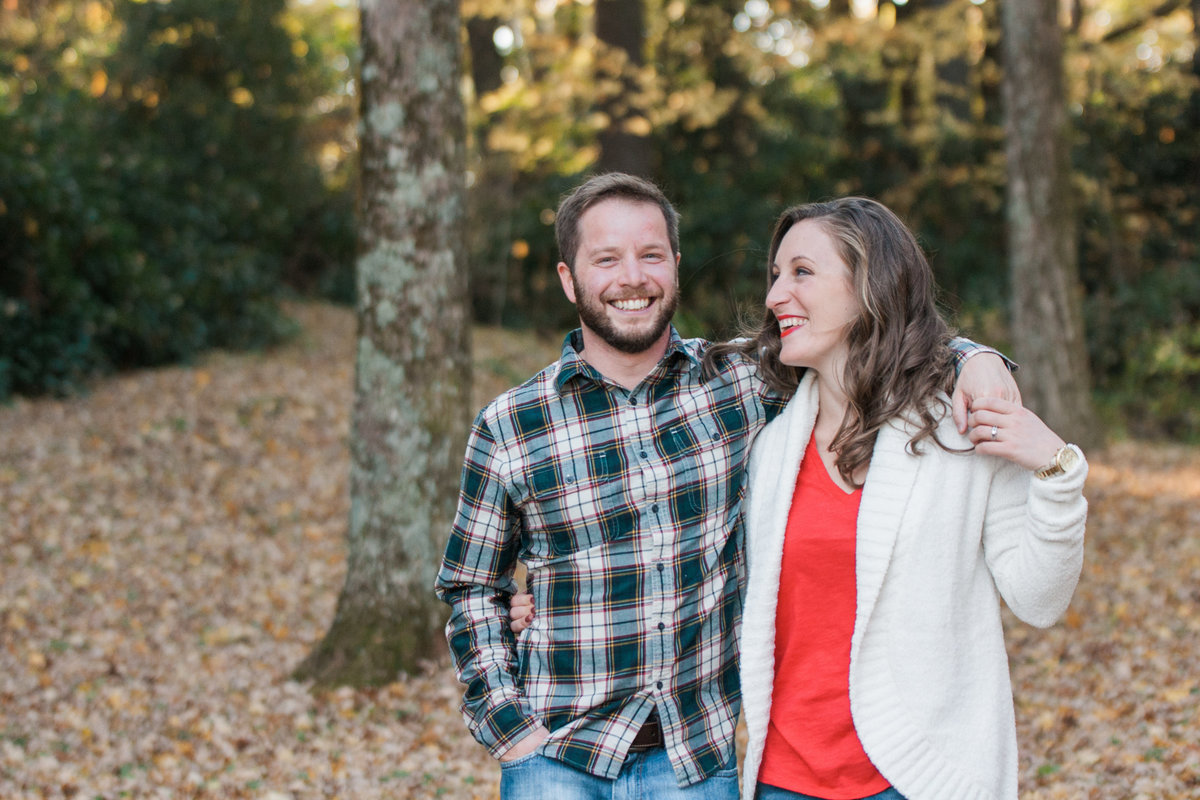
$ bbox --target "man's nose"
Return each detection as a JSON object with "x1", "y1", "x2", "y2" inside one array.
[{"x1": 616, "y1": 255, "x2": 645, "y2": 285}]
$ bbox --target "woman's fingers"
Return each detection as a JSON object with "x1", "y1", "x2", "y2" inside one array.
[
  {"x1": 966, "y1": 403, "x2": 1066, "y2": 470},
  {"x1": 508, "y1": 591, "x2": 535, "y2": 634}
]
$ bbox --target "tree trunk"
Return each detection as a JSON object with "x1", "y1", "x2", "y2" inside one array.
[
  {"x1": 896, "y1": 0, "x2": 971, "y2": 121},
  {"x1": 465, "y1": 13, "x2": 517, "y2": 325},
  {"x1": 295, "y1": 0, "x2": 471, "y2": 686},
  {"x1": 1192, "y1": 0, "x2": 1200, "y2": 130},
  {"x1": 466, "y1": 15, "x2": 504, "y2": 97},
  {"x1": 1000, "y1": 0, "x2": 1097, "y2": 448},
  {"x1": 596, "y1": 0, "x2": 653, "y2": 176}
]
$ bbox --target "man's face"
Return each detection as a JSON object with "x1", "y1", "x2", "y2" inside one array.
[{"x1": 557, "y1": 198, "x2": 680, "y2": 355}]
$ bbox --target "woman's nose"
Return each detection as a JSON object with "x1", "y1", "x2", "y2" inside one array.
[{"x1": 765, "y1": 279, "x2": 785, "y2": 310}]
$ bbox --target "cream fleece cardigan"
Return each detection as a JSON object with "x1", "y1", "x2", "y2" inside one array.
[{"x1": 739, "y1": 373, "x2": 1087, "y2": 800}]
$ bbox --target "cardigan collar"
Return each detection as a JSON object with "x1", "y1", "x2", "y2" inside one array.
[{"x1": 748, "y1": 371, "x2": 923, "y2": 636}]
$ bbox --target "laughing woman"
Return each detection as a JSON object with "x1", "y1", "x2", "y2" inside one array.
[{"x1": 717, "y1": 197, "x2": 1087, "y2": 800}]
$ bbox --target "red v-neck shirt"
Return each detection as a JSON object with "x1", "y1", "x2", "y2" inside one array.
[{"x1": 758, "y1": 434, "x2": 890, "y2": 798}]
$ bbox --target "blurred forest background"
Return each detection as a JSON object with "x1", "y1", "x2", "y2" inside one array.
[
  {"x1": 3, "y1": 2, "x2": 1200, "y2": 796},
  {"x1": 1, "y1": 0, "x2": 1198, "y2": 437}
]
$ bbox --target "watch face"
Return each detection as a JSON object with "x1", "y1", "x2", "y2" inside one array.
[{"x1": 1059, "y1": 446, "x2": 1080, "y2": 471}]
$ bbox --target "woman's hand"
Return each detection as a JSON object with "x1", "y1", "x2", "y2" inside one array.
[
  {"x1": 966, "y1": 396, "x2": 1066, "y2": 472},
  {"x1": 508, "y1": 591, "x2": 535, "y2": 634}
]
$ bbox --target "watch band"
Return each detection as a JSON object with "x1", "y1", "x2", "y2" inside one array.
[{"x1": 1034, "y1": 444, "x2": 1080, "y2": 480}]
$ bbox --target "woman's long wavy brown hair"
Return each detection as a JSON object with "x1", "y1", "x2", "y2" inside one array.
[{"x1": 705, "y1": 197, "x2": 958, "y2": 487}]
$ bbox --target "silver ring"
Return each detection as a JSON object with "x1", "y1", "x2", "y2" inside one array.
[{"x1": 990, "y1": 425, "x2": 998, "y2": 441}]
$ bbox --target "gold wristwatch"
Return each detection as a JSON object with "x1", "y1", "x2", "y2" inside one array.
[{"x1": 1034, "y1": 444, "x2": 1081, "y2": 480}]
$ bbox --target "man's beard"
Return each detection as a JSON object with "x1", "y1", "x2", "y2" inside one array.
[{"x1": 573, "y1": 278, "x2": 679, "y2": 355}]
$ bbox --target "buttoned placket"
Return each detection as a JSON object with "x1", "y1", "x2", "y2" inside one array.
[{"x1": 618, "y1": 382, "x2": 677, "y2": 729}]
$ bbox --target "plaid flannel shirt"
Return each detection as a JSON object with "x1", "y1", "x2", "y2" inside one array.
[
  {"x1": 435, "y1": 328, "x2": 998, "y2": 786},
  {"x1": 436, "y1": 328, "x2": 784, "y2": 785}
]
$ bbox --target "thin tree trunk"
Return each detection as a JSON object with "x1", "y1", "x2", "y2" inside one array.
[
  {"x1": 1192, "y1": 0, "x2": 1200, "y2": 130},
  {"x1": 466, "y1": 13, "x2": 517, "y2": 325},
  {"x1": 295, "y1": 0, "x2": 471, "y2": 685},
  {"x1": 1000, "y1": 0, "x2": 1097, "y2": 448},
  {"x1": 596, "y1": 0, "x2": 653, "y2": 176}
]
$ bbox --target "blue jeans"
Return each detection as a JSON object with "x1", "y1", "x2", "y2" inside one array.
[
  {"x1": 755, "y1": 784, "x2": 907, "y2": 800},
  {"x1": 500, "y1": 749, "x2": 738, "y2": 800}
]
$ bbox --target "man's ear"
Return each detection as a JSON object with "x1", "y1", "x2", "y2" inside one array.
[{"x1": 557, "y1": 262, "x2": 576, "y2": 304}]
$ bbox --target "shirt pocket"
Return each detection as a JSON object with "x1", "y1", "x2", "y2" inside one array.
[
  {"x1": 521, "y1": 446, "x2": 635, "y2": 558},
  {"x1": 655, "y1": 417, "x2": 716, "y2": 518},
  {"x1": 662, "y1": 404, "x2": 752, "y2": 522}
]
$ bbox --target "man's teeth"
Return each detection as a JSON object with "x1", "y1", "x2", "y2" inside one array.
[{"x1": 612, "y1": 298, "x2": 651, "y2": 311}]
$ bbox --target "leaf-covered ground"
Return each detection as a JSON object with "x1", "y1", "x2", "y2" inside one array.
[{"x1": 2, "y1": 303, "x2": 1198, "y2": 799}]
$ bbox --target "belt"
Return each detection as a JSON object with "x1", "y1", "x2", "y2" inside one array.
[{"x1": 628, "y1": 710, "x2": 664, "y2": 752}]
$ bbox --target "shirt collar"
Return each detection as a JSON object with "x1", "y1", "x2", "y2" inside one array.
[{"x1": 552, "y1": 326, "x2": 700, "y2": 393}]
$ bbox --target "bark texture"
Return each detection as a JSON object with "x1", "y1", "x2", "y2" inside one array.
[
  {"x1": 1000, "y1": 0, "x2": 1097, "y2": 448},
  {"x1": 466, "y1": 14, "x2": 517, "y2": 325},
  {"x1": 596, "y1": 0, "x2": 653, "y2": 177},
  {"x1": 296, "y1": 0, "x2": 471, "y2": 685},
  {"x1": 1193, "y1": 0, "x2": 1200, "y2": 130}
]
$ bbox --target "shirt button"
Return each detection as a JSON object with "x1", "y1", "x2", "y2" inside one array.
[
  {"x1": 639, "y1": 450, "x2": 648, "y2": 459},
  {"x1": 651, "y1": 504, "x2": 659, "y2": 513},
  {"x1": 629, "y1": 397, "x2": 637, "y2": 405},
  {"x1": 658, "y1": 622, "x2": 665, "y2": 631},
  {"x1": 656, "y1": 681, "x2": 663, "y2": 689},
  {"x1": 657, "y1": 563, "x2": 665, "y2": 572}
]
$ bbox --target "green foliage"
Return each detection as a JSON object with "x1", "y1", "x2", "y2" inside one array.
[
  {"x1": 460, "y1": 0, "x2": 1199, "y2": 438},
  {"x1": 3, "y1": 0, "x2": 1196, "y2": 436},
  {"x1": 0, "y1": 0, "x2": 354, "y2": 401},
  {"x1": 1, "y1": 81, "x2": 128, "y2": 395},
  {"x1": 1073, "y1": 37, "x2": 1200, "y2": 439}
]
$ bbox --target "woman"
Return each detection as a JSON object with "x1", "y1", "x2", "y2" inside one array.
[{"x1": 722, "y1": 197, "x2": 1086, "y2": 800}]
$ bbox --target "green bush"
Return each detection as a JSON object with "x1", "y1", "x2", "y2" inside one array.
[
  {"x1": 1075, "y1": 70, "x2": 1200, "y2": 439},
  {"x1": 0, "y1": 0, "x2": 354, "y2": 402},
  {"x1": 1, "y1": 87, "x2": 118, "y2": 396}
]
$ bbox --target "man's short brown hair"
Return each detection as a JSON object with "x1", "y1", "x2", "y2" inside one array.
[{"x1": 554, "y1": 173, "x2": 680, "y2": 273}]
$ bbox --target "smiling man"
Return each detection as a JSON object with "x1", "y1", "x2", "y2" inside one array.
[
  {"x1": 434, "y1": 173, "x2": 1017, "y2": 800},
  {"x1": 555, "y1": 183, "x2": 681, "y2": 385},
  {"x1": 562, "y1": 201, "x2": 678, "y2": 346}
]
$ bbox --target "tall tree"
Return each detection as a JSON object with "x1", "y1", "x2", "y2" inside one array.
[
  {"x1": 1192, "y1": 0, "x2": 1200, "y2": 136},
  {"x1": 465, "y1": 12, "x2": 517, "y2": 324},
  {"x1": 595, "y1": 0, "x2": 653, "y2": 176},
  {"x1": 1000, "y1": 0, "x2": 1097, "y2": 448},
  {"x1": 295, "y1": 0, "x2": 472, "y2": 685}
]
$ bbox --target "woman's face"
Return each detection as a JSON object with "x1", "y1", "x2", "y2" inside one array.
[{"x1": 765, "y1": 218, "x2": 860, "y2": 375}]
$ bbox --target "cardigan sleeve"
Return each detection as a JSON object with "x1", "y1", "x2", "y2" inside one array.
[{"x1": 980, "y1": 453, "x2": 1088, "y2": 628}]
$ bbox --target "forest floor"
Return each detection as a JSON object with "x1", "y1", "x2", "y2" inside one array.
[{"x1": 2, "y1": 302, "x2": 1198, "y2": 800}]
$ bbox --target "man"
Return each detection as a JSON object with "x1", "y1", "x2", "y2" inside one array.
[{"x1": 435, "y1": 173, "x2": 1017, "y2": 798}]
